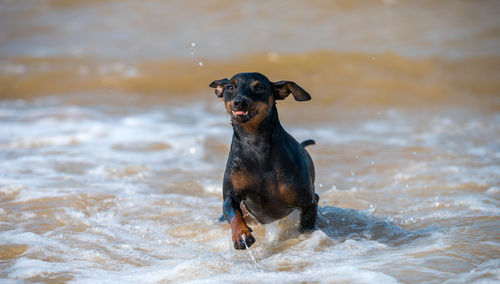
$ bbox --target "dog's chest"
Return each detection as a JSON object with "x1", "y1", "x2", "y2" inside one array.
[
  {"x1": 230, "y1": 169, "x2": 266, "y2": 190},
  {"x1": 230, "y1": 166, "x2": 298, "y2": 201}
]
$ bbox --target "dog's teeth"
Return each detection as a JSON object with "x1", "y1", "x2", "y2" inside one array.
[{"x1": 232, "y1": 110, "x2": 248, "y2": 116}]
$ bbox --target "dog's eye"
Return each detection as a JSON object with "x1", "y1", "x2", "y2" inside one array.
[
  {"x1": 255, "y1": 85, "x2": 265, "y2": 92},
  {"x1": 226, "y1": 85, "x2": 234, "y2": 92}
]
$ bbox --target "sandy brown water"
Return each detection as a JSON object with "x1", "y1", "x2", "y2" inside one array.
[{"x1": 1, "y1": 0, "x2": 499, "y2": 283}]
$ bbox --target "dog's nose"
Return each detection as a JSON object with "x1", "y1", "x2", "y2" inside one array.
[{"x1": 233, "y1": 96, "x2": 249, "y2": 109}]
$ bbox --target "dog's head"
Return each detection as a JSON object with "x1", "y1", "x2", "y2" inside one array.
[{"x1": 209, "y1": 73, "x2": 311, "y2": 127}]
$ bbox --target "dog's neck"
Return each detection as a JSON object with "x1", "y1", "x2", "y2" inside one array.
[{"x1": 230, "y1": 104, "x2": 283, "y2": 162}]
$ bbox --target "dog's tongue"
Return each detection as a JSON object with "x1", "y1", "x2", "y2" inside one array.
[{"x1": 234, "y1": 111, "x2": 246, "y2": 116}]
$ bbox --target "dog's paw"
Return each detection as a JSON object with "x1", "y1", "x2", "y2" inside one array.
[{"x1": 231, "y1": 226, "x2": 255, "y2": 250}]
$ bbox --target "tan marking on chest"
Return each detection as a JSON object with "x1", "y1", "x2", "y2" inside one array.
[{"x1": 231, "y1": 171, "x2": 257, "y2": 190}]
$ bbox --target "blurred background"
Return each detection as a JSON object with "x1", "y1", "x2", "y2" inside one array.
[
  {"x1": 1, "y1": 1, "x2": 499, "y2": 283},
  {"x1": 1, "y1": 0, "x2": 499, "y2": 108}
]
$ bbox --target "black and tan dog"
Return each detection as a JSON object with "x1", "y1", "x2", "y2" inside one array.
[{"x1": 210, "y1": 72, "x2": 319, "y2": 250}]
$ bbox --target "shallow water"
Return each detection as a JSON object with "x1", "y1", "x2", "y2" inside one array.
[
  {"x1": 1, "y1": 0, "x2": 500, "y2": 283},
  {"x1": 1, "y1": 95, "x2": 498, "y2": 283}
]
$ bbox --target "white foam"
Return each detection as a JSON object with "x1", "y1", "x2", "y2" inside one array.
[
  {"x1": 486, "y1": 186, "x2": 500, "y2": 195},
  {"x1": 1, "y1": 97, "x2": 499, "y2": 283},
  {"x1": 444, "y1": 259, "x2": 500, "y2": 283},
  {"x1": 202, "y1": 184, "x2": 222, "y2": 195}
]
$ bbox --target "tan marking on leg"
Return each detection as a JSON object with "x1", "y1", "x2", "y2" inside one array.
[
  {"x1": 230, "y1": 210, "x2": 254, "y2": 249},
  {"x1": 279, "y1": 184, "x2": 297, "y2": 205}
]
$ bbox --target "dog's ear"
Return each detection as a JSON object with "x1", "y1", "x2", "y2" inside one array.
[
  {"x1": 209, "y1": 78, "x2": 229, "y2": 98},
  {"x1": 272, "y1": 81, "x2": 311, "y2": 101}
]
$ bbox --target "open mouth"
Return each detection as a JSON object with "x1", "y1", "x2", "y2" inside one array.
[
  {"x1": 232, "y1": 110, "x2": 249, "y2": 116},
  {"x1": 230, "y1": 109, "x2": 257, "y2": 122}
]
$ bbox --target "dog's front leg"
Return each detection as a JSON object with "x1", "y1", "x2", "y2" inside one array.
[{"x1": 223, "y1": 196, "x2": 256, "y2": 249}]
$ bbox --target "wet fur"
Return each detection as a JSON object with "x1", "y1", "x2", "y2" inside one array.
[{"x1": 210, "y1": 72, "x2": 319, "y2": 250}]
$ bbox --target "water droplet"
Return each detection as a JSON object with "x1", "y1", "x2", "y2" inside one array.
[
  {"x1": 189, "y1": 147, "x2": 196, "y2": 154},
  {"x1": 198, "y1": 61, "x2": 204, "y2": 67},
  {"x1": 191, "y1": 42, "x2": 196, "y2": 48},
  {"x1": 241, "y1": 234, "x2": 257, "y2": 264}
]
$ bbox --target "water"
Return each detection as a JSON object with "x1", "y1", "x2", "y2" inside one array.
[
  {"x1": 241, "y1": 235, "x2": 258, "y2": 265},
  {"x1": 1, "y1": 1, "x2": 500, "y2": 283}
]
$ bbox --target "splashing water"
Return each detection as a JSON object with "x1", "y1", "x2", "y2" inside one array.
[
  {"x1": 241, "y1": 234, "x2": 258, "y2": 265},
  {"x1": 0, "y1": 1, "x2": 499, "y2": 282},
  {"x1": 0, "y1": 91, "x2": 498, "y2": 283}
]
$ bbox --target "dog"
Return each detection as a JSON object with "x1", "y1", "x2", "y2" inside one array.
[{"x1": 210, "y1": 72, "x2": 319, "y2": 250}]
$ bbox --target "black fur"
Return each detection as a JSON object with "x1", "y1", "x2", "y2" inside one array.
[{"x1": 210, "y1": 72, "x2": 318, "y2": 249}]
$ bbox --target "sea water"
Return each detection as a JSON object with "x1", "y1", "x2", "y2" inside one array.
[{"x1": 1, "y1": 0, "x2": 499, "y2": 283}]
